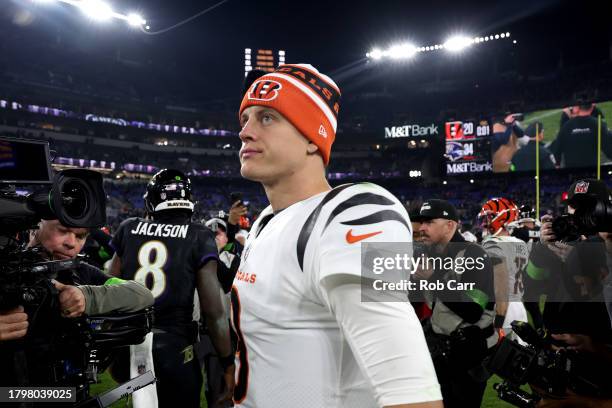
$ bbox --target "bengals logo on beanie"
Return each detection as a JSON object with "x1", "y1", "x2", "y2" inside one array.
[
  {"x1": 248, "y1": 80, "x2": 282, "y2": 101},
  {"x1": 239, "y1": 64, "x2": 341, "y2": 165}
]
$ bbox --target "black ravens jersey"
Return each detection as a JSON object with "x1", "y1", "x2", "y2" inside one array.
[{"x1": 111, "y1": 216, "x2": 218, "y2": 336}]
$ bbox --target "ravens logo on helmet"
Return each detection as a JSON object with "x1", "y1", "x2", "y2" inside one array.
[{"x1": 144, "y1": 169, "x2": 195, "y2": 215}]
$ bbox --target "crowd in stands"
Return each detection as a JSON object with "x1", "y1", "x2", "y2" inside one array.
[{"x1": 103, "y1": 167, "x2": 608, "y2": 235}]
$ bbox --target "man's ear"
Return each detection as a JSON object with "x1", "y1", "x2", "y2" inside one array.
[{"x1": 306, "y1": 142, "x2": 319, "y2": 154}]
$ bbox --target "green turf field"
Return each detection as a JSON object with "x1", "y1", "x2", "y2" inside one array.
[
  {"x1": 89, "y1": 370, "x2": 208, "y2": 407},
  {"x1": 523, "y1": 100, "x2": 612, "y2": 143},
  {"x1": 90, "y1": 371, "x2": 525, "y2": 407}
]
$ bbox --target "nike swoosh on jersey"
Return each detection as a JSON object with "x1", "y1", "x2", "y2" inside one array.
[{"x1": 345, "y1": 229, "x2": 383, "y2": 244}]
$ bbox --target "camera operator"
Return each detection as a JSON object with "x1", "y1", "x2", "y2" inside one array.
[
  {"x1": 528, "y1": 179, "x2": 611, "y2": 334},
  {"x1": 524, "y1": 179, "x2": 612, "y2": 404},
  {"x1": 414, "y1": 199, "x2": 496, "y2": 408},
  {"x1": 0, "y1": 219, "x2": 153, "y2": 341},
  {"x1": 0, "y1": 218, "x2": 154, "y2": 389}
]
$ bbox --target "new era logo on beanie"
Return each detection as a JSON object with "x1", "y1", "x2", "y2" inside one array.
[
  {"x1": 239, "y1": 64, "x2": 341, "y2": 165},
  {"x1": 318, "y1": 125, "x2": 328, "y2": 138}
]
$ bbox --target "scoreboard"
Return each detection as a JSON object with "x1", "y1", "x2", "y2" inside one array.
[
  {"x1": 244, "y1": 48, "x2": 286, "y2": 76},
  {"x1": 444, "y1": 119, "x2": 493, "y2": 174}
]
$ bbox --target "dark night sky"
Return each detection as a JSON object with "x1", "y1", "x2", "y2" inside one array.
[{"x1": 2, "y1": 0, "x2": 611, "y2": 102}]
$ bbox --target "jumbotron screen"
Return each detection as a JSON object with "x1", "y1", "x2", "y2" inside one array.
[{"x1": 444, "y1": 99, "x2": 612, "y2": 175}]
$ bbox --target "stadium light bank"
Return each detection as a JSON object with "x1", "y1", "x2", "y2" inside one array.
[
  {"x1": 30, "y1": 0, "x2": 147, "y2": 28},
  {"x1": 367, "y1": 32, "x2": 511, "y2": 60}
]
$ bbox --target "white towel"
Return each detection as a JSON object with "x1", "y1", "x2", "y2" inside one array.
[{"x1": 130, "y1": 332, "x2": 158, "y2": 408}]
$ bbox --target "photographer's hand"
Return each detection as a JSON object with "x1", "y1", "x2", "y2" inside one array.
[
  {"x1": 550, "y1": 333, "x2": 595, "y2": 353},
  {"x1": 0, "y1": 306, "x2": 28, "y2": 341},
  {"x1": 551, "y1": 334, "x2": 612, "y2": 364},
  {"x1": 228, "y1": 200, "x2": 248, "y2": 226},
  {"x1": 52, "y1": 280, "x2": 86, "y2": 318},
  {"x1": 540, "y1": 215, "x2": 557, "y2": 243}
]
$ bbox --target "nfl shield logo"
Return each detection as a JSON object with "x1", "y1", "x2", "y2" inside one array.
[{"x1": 574, "y1": 181, "x2": 589, "y2": 194}]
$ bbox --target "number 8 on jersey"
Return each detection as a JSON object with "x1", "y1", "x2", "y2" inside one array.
[{"x1": 134, "y1": 240, "x2": 168, "y2": 298}]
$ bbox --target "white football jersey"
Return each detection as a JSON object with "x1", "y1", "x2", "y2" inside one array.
[
  {"x1": 231, "y1": 183, "x2": 440, "y2": 408},
  {"x1": 482, "y1": 234, "x2": 529, "y2": 327}
]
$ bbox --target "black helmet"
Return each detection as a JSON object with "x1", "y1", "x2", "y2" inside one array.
[{"x1": 144, "y1": 169, "x2": 195, "y2": 214}]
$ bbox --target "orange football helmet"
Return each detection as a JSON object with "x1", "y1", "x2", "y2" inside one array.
[{"x1": 478, "y1": 197, "x2": 520, "y2": 235}]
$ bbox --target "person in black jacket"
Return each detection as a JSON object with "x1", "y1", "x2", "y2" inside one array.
[
  {"x1": 511, "y1": 121, "x2": 556, "y2": 172},
  {"x1": 414, "y1": 199, "x2": 496, "y2": 408},
  {"x1": 524, "y1": 179, "x2": 612, "y2": 403},
  {"x1": 109, "y1": 169, "x2": 234, "y2": 408},
  {"x1": 552, "y1": 103, "x2": 611, "y2": 168},
  {"x1": 0, "y1": 218, "x2": 154, "y2": 401}
]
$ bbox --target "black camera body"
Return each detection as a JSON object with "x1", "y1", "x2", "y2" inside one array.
[
  {"x1": 487, "y1": 321, "x2": 604, "y2": 408},
  {"x1": 552, "y1": 199, "x2": 612, "y2": 241},
  {"x1": 0, "y1": 252, "x2": 154, "y2": 405},
  {"x1": 0, "y1": 138, "x2": 154, "y2": 406}
]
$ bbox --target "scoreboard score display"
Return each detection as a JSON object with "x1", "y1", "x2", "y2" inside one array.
[
  {"x1": 444, "y1": 119, "x2": 493, "y2": 174},
  {"x1": 244, "y1": 48, "x2": 286, "y2": 76}
]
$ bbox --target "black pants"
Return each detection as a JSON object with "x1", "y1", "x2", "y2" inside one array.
[
  {"x1": 153, "y1": 331, "x2": 202, "y2": 408},
  {"x1": 434, "y1": 358, "x2": 487, "y2": 408}
]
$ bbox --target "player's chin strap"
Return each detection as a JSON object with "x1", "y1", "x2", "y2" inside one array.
[{"x1": 130, "y1": 332, "x2": 158, "y2": 408}]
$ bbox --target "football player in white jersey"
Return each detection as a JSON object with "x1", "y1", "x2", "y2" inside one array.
[
  {"x1": 233, "y1": 63, "x2": 442, "y2": 408},
  {"x1": 478, "y1": 198, "x2": 529, "y2": 341}
]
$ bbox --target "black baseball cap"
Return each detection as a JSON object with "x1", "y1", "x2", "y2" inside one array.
[
  {"x1": 417, "y1": 199, "x2": 459, "y2": 222},
  {"x1": 565, "y1": 179, "x2": 611, "y2": 206}
]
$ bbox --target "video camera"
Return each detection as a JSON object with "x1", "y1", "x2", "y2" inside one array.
[
  {"x1": 0, "y1": 137, "x2": 154, "y2": 406},
  {"x1": 552, "y1": 198, "x2": 612, "y2": 241},
  {"x1": 487, "y1": 321, "x2": 605, "y2": 408}
]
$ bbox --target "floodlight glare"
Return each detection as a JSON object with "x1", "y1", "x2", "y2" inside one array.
[
  {"x1": 79, "y1": 0, "x2": 113, "y2": 21},
  {"x1": 387, "y1": 43, "x2": 417, "y2": 59},
  {"x1": 369, "y1": 48, "x2": 383, "y2": 60},
  {"x1": 127, "y1": 13, "x2": 145, "y2": 27},
  {"x1": 495, "y1": 34, "x2": 500, "y2": 39},
  {"x1": 506, "y1": 32, "x2": 510, "y2": 37},
  {"x1": 443, "y1": 35, "x2": 472, "y2": 52}
]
